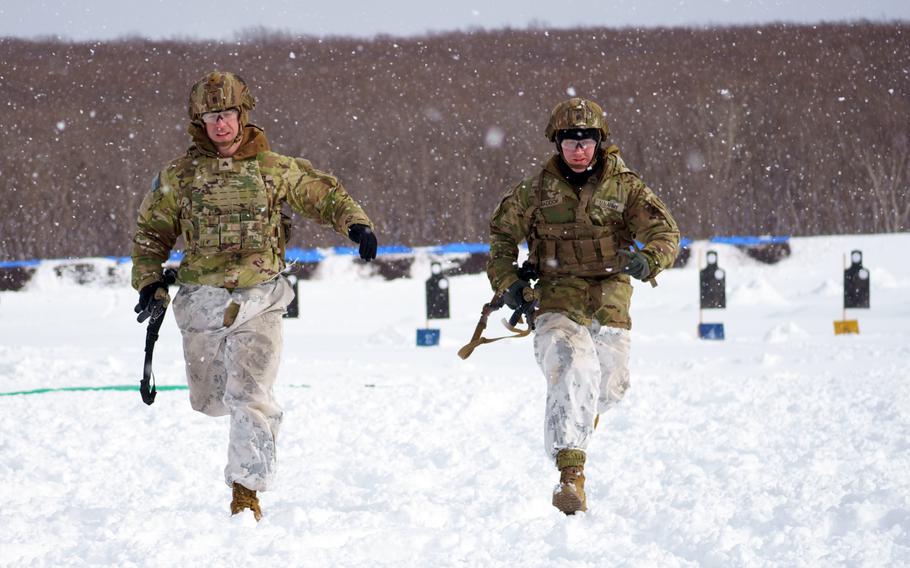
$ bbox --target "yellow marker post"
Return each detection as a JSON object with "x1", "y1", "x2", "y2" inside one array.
[{"x1": 834, "y1": 319, "x2": 859, "y2": 335}]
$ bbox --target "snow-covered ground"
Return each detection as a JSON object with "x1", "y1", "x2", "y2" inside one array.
[{"x1": 1, "y1": 233, "x2": 909, "y2": 567}]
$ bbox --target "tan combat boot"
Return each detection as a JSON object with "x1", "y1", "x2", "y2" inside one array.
[
  {"x1": 230, "y1": 482, "x2": 262, "y2": 521},
  {"x1": 552, "y1": 449, "x2": 587, "y2": 515}
]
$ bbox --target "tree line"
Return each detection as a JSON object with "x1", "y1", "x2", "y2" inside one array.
[{"x1": 0, "y1": 22, "x2": 907, "y2": 261}]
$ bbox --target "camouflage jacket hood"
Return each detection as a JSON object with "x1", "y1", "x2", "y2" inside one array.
[{"x1": 187, "y1": 123, "x2": 271, "y2": 160}]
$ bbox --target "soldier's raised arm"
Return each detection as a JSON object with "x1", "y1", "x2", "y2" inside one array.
[
  {"x1": 283, "y1": 158, "x2": 370, "y2": 234},
  {"x1": 279, "y1": 157, "x2": 377, "y2": 260}
]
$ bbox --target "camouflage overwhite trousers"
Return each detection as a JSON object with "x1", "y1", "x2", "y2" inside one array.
[
  {"x1": 533, "y1": 312, "x2": 632, "y2": 460},
  {"x1": 171, "y1": 276, "x2": 294, "y2": 491}
]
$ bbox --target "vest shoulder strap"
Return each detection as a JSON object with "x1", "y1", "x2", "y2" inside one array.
[{"x1": 575, "y1": 181, "x2": 596, "y2": 226}]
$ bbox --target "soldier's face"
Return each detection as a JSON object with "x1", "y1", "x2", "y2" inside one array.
[
  {"x1": 204, "y1": 109, "x2": 240, "y2": 147},
  {"x1": 560, "y1": 138, "x2": 597, "y2": 172}
]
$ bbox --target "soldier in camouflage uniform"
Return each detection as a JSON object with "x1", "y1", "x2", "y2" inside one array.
[
  {"x1": 487, "y1": 98, "x2": 679, "y2": 515},
  {"x1": 131, "y1": 71, "x2": 377, "y2": 521}
]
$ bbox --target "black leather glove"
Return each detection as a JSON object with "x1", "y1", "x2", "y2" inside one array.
[
  {"x1": 135, "y1": 281, "x2": 170, "y2": 323},
  {"x1": 348, "y1": 224, "x2": 377, "y2": 261},
  {"x1": 619, "y1": 250, "x2": 652, "y2": 280},
  {"x1": 502, "y1": 279, "x2": 531, "y2": 310}
]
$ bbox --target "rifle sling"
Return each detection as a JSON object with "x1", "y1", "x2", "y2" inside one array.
[{"x1": 457, "y1": 302, "x2": 533, "y2": 359}]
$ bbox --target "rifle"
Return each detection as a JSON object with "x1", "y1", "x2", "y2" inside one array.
[{"x1": 134, "y1": 268, "x2": 178, "y2": 405}]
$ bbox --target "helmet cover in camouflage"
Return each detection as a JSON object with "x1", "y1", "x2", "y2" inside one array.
[
  {"x1": 545, "y1": 98, "x2": 610, "y2": 142},
  {"x1": 188, "y1": 71, "x2": 257, "y2": 125}
]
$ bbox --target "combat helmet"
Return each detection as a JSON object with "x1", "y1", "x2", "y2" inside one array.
[
  {"x1": 545, "y1": 98, "x2": 610, "y2": 142},
  {"x1": 188, "y1": 71, "x2": 256, "y2": 126}
]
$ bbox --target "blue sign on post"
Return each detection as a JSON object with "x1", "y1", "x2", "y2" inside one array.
[
  {"x1": 416, "y1": 328, "x2": 440, "y2": 346},
  {"x1": 698, "y1": 323, "x2": 725, "y2": 340}
]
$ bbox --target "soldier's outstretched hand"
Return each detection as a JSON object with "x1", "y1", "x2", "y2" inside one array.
[{"x1": 348, "y1": 224, "x2": 378, "y2": 261}]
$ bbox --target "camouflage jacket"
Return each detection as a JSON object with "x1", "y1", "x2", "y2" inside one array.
[
  {"x1": 132, "y1": 125, "x2": 372, "y2": 290},
  {"x1": 487, "y1": 146, "x2": 679, "y2": 329}
]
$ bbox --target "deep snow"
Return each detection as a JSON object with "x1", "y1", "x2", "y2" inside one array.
[{"x1": 1, "y1": 233, "x2": 909, "y2": 567}]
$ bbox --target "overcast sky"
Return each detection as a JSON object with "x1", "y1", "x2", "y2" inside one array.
[{"x1": 1, "y1": 0, "x2": 907, "y2": 41}]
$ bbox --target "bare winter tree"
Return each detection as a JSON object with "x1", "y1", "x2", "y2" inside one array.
[{"x1": 857, "y1": 134, "x2": 910, "y2": 233}]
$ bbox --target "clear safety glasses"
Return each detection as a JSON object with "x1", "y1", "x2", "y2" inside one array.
[
  {"x1": 201, "y1": 108, "x2": 240, "y2": 124},
  {"x1": 560, "y1": 138, "x2": 598, "y2": 152}
]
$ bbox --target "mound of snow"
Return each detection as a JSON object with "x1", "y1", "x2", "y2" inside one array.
[
  {"x1": 729, "y1": 277, "x2": 790, "y2": 306},
  {"x1": 764, "y1": 321, "x2": 811, "y2": 343}
]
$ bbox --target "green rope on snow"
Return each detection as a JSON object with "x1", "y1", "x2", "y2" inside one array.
[{"x1": 0, "y1": 385, "x2": 188, "y2": 397}]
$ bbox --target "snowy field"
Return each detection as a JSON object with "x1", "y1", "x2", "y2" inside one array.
[{"x1": 1, "y1": 233, "x2": 909, "y2": 567}]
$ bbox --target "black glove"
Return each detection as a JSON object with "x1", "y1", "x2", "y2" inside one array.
[
  {"x1": 135, "y1": 281, "x2": 170, "y2": 323},
  {"x1": 348, "y1": 224, "x2": 377, "y2": 261},
  {"x1": 619, "y1": 250, "x2": 652, "y2": 280},
  {"x1": 502, "y1": 279, "x2": 531, "y2": 310}
]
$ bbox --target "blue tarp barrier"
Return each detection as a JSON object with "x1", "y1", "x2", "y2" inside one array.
[
  {"x1": 375, "y1": 245, "x2": 414, "y2": 255},
  {"x1": 5, "y1": 236, "x2": 789, "y2": 268},
  {"x1": 709, "y1": 236, "x2": 790, "y2": 246},
  {"x1": 0, "y1": 259, "x2": 41, "y2": 269},
  {"x1": 285, "y1": 248, "x2": 324, "y2": 263},
  {"x1": 430, "y1": 243, "x2": 490, "y2": 254},
  {"x1": 332, "y1": 245, "x2": 414, "y2": 256}
]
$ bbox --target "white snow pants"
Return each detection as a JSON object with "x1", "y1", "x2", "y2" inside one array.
[
  {"x1": 533, "y1": 312, "x2": 632, "y2": 460},
  {"x1": 171, "y1": 276, "x2": 294, "y2": 491}
]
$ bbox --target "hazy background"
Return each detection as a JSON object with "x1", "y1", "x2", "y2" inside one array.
[{"x1": 1, "y1": 0, "x2": 908, "y2": 40}]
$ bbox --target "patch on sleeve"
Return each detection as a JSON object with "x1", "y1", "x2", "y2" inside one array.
[
  {"x1": 645, "y1": 194, "x2": 668, "y2": 219},
  {"x1": 150, "y1": 173, "x2": 161, "y2": 192},
  {"x1": 595, "y1": 198, "x2": 624, "y2": 213}
]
